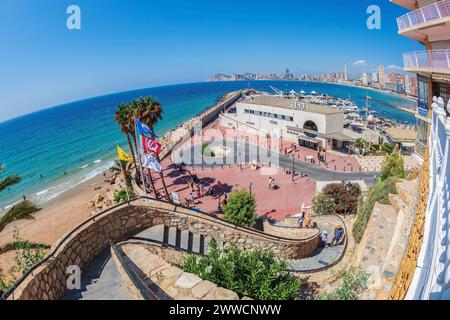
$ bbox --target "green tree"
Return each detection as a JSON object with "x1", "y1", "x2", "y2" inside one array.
[
  {"x1": 322, "y1": 182, "x2": 361, "y2": 215},
  {"x1": 182, "y1": 240, "x2": 301, "y2": 300},
  {"x1": 0, "y1": 164, "x2": 41, "y2": 233},
  {"x1": 222, "y1": 190, "x2": 257, "y2": 228},
  {"x1": 110, "y1": 159, "x2": 132, "y2": 188},
  {"x1": 312, "y1": 193, "x2": 335, "y2": 216},
  {"x1": 132, "y1": 97, "x2": 170, "y2": 201},
  {"x1": 114, "y1": 103, "x2": 138, "y2": 171},
  {"x1": 380, "y1": 152, "x2": 406, "y2": 181}
]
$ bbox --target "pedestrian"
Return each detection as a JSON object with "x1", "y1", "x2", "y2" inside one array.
[
  {"x1": 331, "y1": 224, "x2": 345, "y2": 246},
  {"x1": 271, "y1": 178, "x2": 276, "y2": 190},
  {"x1": 298, "y1": 210, "x2": 305, "y2": 228},
  {"x1": 268, "y1": 177, "x2": 273, "y2": 190},
  {"x1": 320, "y1": 231, "x2": 329, "y2": 247}
]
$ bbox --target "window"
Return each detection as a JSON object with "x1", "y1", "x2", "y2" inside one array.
[{"x1": 417, "y1": 75, "x2": 429, "y2": 117}]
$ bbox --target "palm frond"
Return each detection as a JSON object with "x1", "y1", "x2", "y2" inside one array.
[
  {"x1": 0, "y1": 174, "x2": 21, "y2": 192},
  {"x1": 0, "y1": 200, "x2": 41, "y2": 233}
]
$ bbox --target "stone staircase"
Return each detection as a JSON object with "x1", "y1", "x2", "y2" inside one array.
[
  {"x1": 64, "y1": 249, "x2": 136, "y2": 300},
  {"x1": 117, "y1": 243, "x2": 240, "y2": 300},
  {"x1": 355, "y1": 178, "x2": 419, "y2": 300}
]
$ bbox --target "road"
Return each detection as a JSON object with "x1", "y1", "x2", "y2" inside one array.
[{"x1": 176, "y1": 141, "x2": 379, "y2": 186}]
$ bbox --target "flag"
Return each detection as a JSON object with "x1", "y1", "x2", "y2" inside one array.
[
  {"x1": 117, "y1": 146, "x2": 133, "y2": 162},
  {"x1": 141, "y1": 135, "x2": 161, "y2": 155},
  {"x1": 141, "y1": 154, "x2": 162, "y2": 173},
  {"x1": 135, "y1": 119, "x2": 158, "y2": 138}
]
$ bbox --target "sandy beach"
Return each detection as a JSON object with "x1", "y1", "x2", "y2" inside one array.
[{"x1": 0, "y1": 171, "x2": 116, "y2": 277}]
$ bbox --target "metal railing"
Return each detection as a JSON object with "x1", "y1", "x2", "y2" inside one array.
[
  {"x1": 397, "y1": 0, "x2": 450, "y2": 30},
  {"x1": 403, "y1": 50, "x2": 450, "y2": 71}
]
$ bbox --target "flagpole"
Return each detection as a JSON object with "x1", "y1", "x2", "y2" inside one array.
[{"x1": 135, "y1": 119, "x2": 149, "y2": 199}]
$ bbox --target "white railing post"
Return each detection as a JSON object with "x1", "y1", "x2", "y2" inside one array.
[{"x1": 446, "y1": 49, "x2": 450, "y2": 69}]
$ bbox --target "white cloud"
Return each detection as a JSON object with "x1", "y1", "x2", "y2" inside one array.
[
  {"x1": 387, "y1": 64, "x2": 403, "y2": 71},
  {"x1": 353, "y1": 60, "x2": 368, "y2": 67}
]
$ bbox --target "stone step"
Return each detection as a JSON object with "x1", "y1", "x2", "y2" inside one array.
[
  {"x1": 388, "y1": 194, "x2": 408, "y2": 216},
  {"x1": 395, "y1": 179, "x2": 417, "y2": 207},
  {"x1": 134, "y1": 225, "x2": 212, "y2": 254}
]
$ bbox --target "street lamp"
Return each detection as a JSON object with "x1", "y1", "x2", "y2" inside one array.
[{"x1": 248, "y1": 181, "x2": 253, "y2": 195}]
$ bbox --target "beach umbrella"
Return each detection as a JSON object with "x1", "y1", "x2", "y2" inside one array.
[{"x1": 300, "y1": 90, "x2": 306, "y2": 94}]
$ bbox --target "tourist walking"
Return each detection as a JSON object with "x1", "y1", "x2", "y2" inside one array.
[{"x1": 268, "y1": 177, "x2": 273, "y2": 190}]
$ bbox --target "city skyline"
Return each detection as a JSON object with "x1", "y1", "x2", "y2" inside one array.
[{"x1": 0, "y1": 0, "x2": 418, "y2": 122}]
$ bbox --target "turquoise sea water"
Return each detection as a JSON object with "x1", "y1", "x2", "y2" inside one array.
[{"x1": 0, "y1": 81, "x2": 416, "y2": 209}]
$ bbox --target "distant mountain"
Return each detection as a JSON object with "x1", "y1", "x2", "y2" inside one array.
[{"x1": 208, "y1": 73, "x2": 232, "y2": 82}]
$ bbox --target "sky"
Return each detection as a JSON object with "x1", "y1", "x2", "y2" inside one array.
[{"x1": 0, "y1": 0, "x2": 420, "y2": 122}]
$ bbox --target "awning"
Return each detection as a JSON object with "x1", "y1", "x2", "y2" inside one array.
[
  {"x1": 287, "y1": 126, "x2": 354, "y2": 142},
  {"x1": 298, "y1": 134, "x2": 320, "y2": 144}
]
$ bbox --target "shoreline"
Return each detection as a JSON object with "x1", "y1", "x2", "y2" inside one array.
[{"x1": 0, "y1": 90, "x2": 242, "y2": 252}]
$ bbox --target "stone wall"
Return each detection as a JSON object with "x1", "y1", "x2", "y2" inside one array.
[
  {"x1": 119, "y1": 243, "x2": 240, "y2": 300},
  {"x1": 262, "y1": 220, "x2": 319, "y2": 239},
  {"x1": 390, "y1": 148, "x2": 429, "y2": 300},
  {"x1": 7, "y1": 198, "x2": 319, "y2": 300}
]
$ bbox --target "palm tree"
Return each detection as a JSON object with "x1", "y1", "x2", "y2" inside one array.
[
  {"x1": 0, "y1": 165, "x2": 21, "y2": 192},
  {"x1": 110, "y1": 159, "x2": 132, "y2": 188},
  {"x1": 114, "y1": 104, "x2": 139, "y2": 172},
  {"x1": 132, "y1": 97, "x2": 171, "y2": 202},
  {"x1": 0, "y1": 164, "x2": 41, "y2": 233}
]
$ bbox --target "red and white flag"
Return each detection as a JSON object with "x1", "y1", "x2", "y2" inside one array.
[{"x1": 141, "y1": 135, "x2": 161, "y2": 155}]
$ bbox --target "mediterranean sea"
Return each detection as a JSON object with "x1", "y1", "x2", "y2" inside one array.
[{"x1": 0, "y1": 81, "x2": 416, "y2": 209}]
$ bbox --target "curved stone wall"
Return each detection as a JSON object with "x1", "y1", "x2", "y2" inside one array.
[{"x1": 7, "y1": 198, "x2": 319, "y2": 300}]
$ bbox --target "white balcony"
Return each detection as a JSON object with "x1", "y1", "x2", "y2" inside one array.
[
  {"x1": 403, "y1": 50, "x2": 450, "y2": 74},
  {"x1": 397, "y1": 0, "x2": 450, "y2": 41}
]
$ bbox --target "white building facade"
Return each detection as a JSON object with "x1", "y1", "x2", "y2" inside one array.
[
  {"x1": 406, "y1": 97, "x2": 450, "y2": 300},
  {"x1": 220, "y1": 95, "x2": 350, "y2": 151}
]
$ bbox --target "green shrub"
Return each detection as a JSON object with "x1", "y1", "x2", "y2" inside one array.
[
  {"x1": 181, "y1": 240, "x2": 301, "y2": 300},
  {"x1": 4, "y1": 229, "x2": 47, "y2": 291},
  {"x1": 222, "y1": 190, "x2": 256, "y2": 227},
  {"x1": 113, "y1": 187, "x2": 135, "y2": 203},
  {"x1": 314, "y1": 267, "x2": 369, "y2": 300},
  {"x1": 380, "y1": 153, "x2": 406, "y2": 181},
  {"x1": 352, "y1": 177, "x2": 398, "y2": 243},
  {"x1": 312, "y1": 193, "x2": 335, "y2": 216},
  {"x1": 322, "y1": 182, "x2": 361, "y2": 215}
]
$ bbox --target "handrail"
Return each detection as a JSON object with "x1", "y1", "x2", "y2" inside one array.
[
  {"x1": 110, "y1": 242, "x2": 160, "y2": 300},
  {"x1": 403, "y1": 50, "x2": 450, "y2": 70},
  {"x1": 1, "y1": 195, "x2": 319, "y2": 300},
  {"x1": 397, "y1": 0, "x2": 450, "y2": 30}
]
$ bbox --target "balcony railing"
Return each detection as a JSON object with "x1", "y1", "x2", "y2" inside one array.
[
  {"x1": 397, "y1": 0, "x2": 450, "y2": 30},
  {"x1": 403, "y1": 50, "x2": 450, "y2": 71}
]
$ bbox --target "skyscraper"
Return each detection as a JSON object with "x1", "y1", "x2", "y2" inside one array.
[
  {"x1": 344, "y1": 63, "x2": 348, "y2": 81},
  {"x1": 378, "y1": 65, "x2": 386, "y2": 87}
]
